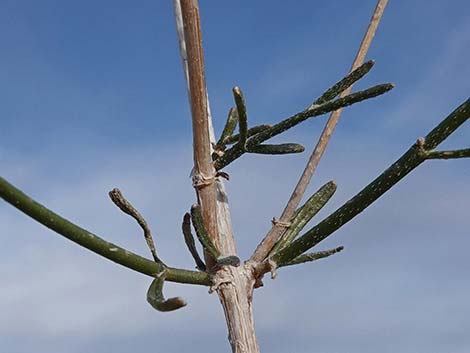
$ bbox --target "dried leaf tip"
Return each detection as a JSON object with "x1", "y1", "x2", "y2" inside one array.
[{"x1": 109, "y1": 188, "x2": 163, "y2": 264}]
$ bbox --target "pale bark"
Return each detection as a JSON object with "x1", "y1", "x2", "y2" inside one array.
[{"x1": 176, "y1": 1, "x2": 259, "y2": 352}]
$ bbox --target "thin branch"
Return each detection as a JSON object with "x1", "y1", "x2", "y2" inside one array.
[
  {"x1": 270, "y1": 99, "x2": 470, "y2": 266},
  {"x1": 215, "y1": 83, "x2": 394, "y2": 171},
  {"x1": 182, "y1": 213, "x2": 207, "y2": 271},
  {"x1": 426, "y1": 148, "x2": 470, "y2": 160},
  {"x1": 250, "y1": 0, "x2": 389, "y2": 263},
  {"x1": 147, "y1": 270, "x2": 187, "y2": 312},
  {"x1": 279, "y1": 246, "x2": 344, "y2": 268},
  {"x1": 233, "y1": 86, "x2": 248, "y2": 151},
  {"x1": 109, "y1": 188, "x2": 162, "y2": 264},
  {"x1": 0, "y1": 177, "x2": 210, "y2": 285}
]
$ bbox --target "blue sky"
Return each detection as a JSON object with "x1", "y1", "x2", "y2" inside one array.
[{"x1": 1, "y1": 1, "x2": 470, "y2": 352}]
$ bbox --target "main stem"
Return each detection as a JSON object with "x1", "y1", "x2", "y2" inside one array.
[{"x1": 179, "y1": 1, "x2": 259, "y2": 352}]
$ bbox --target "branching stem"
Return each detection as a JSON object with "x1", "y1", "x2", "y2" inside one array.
[{"x1": 271, "y1": 99, "x2": 470, "y2": 266}]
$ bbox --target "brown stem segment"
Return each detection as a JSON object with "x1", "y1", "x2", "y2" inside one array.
[
  {"x1": 250, "y1": 0, "x2": 389, "y2": 263},
  {"x1": 181, "y1": 0, "x2": 219, "y2": 263}
]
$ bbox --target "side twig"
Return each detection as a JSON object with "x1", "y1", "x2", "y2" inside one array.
[{"x1": 215, "y1": 83, "x2": 394, "y2": 170}]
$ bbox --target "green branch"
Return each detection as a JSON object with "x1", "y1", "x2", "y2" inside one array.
[
  {"x1": 426, "y1": 148, "x2": 470, "y2": 160},
  {"x1": 272, "y1": 99, "x2": 470, "y2": 266},
  {"x1": 0, "y1": 177, "x2": 210, "y2": 286},
  {"x1": 214, "y1": 83, "x2": 394, "y2": 170}
]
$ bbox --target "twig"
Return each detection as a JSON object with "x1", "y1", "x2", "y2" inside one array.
[
  {"x1": 426, "y1": 148, "x2": 470, "y2": 160},
  {"x1": 182, "y1": 213, "x2": 207, "y2": 271},
  {"x1": 0, "y1": 177, "x2": 210, "y2": 286},
  {"x1": 250, "y1": 0, "x2": 389, "y2": 263},
  {"x1": 215, "y1": 83, "x2": 394, "y2": 171},
  {"x1": 147, "y1": 270, "x2": 187, "y2": 312},
  {"x1": 270, "y1": 99, "x2": 470, "y2": 266},
  {"x1": 109, "y1": 188, "x2": 162, "y2": 264},
  {"x1": 279, "y1": 246, "x2": 344, "y2": 268}
]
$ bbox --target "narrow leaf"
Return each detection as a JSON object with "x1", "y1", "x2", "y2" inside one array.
[
  {"x1": 311, "y1": 60, "x2": 375, "y2": 106},
  {"x1": 271, "y1": 181, "x2": 337, "y2": 254},
  {"x1": 190, "y1": 204, "x2": 221, "y2": 260},
  {"x1": 147, "y1": 273, "x2": 187, "y2": 312},
  {"x1": 182, "y1": 213, "x2": 207, "y2": 271},
  {"x1": 216, "y1": 107, "x2": 239, "y2": 146},
  {"x1": 233, "y1": 86, "x2": 248, "y2": 150},
  {"x1": 279, "y1": 246, "x2": 344, "y2": 267},
  {"x1": 248, "y1": 143, "x2": 305, "y2": 155}
]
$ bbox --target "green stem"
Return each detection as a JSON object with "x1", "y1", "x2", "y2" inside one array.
[
  {"x1": 272, "y1": 99, "x2": 470, "y2": 265},
  {"x1": 426, "y1": 148, "x2": 470, "y2": 160},
  {"x1": 0, "y1": 177, "x2": 210, "y2": 286},
  {"x1": 214, "y1": 83, "x2": 394, "y2": 170}
]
